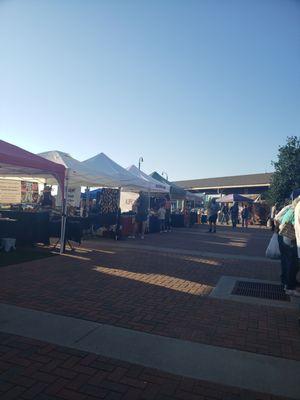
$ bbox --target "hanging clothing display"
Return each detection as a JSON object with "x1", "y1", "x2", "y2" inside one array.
[{"x1": 99, "y1": 189, "x2": 119, "y2": 214}]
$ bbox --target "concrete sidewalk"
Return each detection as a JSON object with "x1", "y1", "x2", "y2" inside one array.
[{"x1": 1, "y1": 303, "x2": 300, "y2": 399}]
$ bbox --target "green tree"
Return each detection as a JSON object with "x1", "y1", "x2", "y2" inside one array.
[{"x1": 268, "y1": 136, "x2": 300, "y2": 206}]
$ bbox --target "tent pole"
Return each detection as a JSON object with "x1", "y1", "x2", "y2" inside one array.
[
  {"x1": 59, "y1": 169, "x2": 68, "y2": 254},
  {"x1": 115, "y1": 187, "x2": 121, "y2": 240}
]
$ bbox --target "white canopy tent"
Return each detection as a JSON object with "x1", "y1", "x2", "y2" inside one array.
[
  {"x1": 83, "y1": 153, "x2": 148, "y2": 192},
  {"x1": 39, "y1": 151, "x2": 120, "y2": 188},
  {"x1": 127, "y1": 165, "x2": 170, "y2": 193}
]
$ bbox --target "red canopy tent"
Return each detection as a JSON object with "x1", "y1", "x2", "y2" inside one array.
[
  {"x1": 0, "y1": 140, "x2": 65, "y2": 190},
  {"x1": 0, "y1": 139, "x2": 66, "y2": 252}
]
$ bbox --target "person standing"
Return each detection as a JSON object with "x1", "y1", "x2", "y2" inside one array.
[
  {"x1": 207, "y1": 198, "x2": 219, "y2": 233},
  {"x1": 220, "y1": 204, "x2": 229, "y2": 224},
  {"x1": 164, "y1": 194, "x2": 172, "y2": 232},
  {"x1": 134, "y1": 192, "x2": 148, "y2": 239},
  {"x1": 270, "y1": 203, "x2": 278, "y2": 231},
  {"x1": 39, "y1": 186, "x2": 55, "y2": 209},
  {"x1": 241, "y1": 205, "x2": 250, "y2": 228},
  {"x1": 157, "y1": 203, "x2": 166, "y2": 233},
  {"x1": 230, "y1": 202, "x2": 239, "y2": 228},
  {"x1": 275, "y1": 197, "x2": 300, "y2": 297}
]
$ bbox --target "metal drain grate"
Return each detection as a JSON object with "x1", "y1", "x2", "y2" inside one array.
[{"x1": 231, "y1": 281, "x2": 290, "y2": 302}]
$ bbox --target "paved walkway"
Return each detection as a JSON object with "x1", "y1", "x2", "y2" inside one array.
[
  {"x1": 1, "y1": 303, "x2": 300, "y2": 399},
  {"x1": 0, "y1": 224, "x2": 299, "y2": 399}
]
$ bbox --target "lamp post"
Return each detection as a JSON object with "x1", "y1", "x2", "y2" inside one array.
[
  {"x1": 138, "y1": 157, "x2": 144, "y2": 170},
  {"x1": 162, "y1": 171, "x2": 169, "y2": 181}
]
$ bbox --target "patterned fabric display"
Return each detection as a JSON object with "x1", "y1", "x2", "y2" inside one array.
[
  {"x1": 279, "y1": 222, "x2": 296, "y2": 241},
  {"x1": 99, "y1": 189, "x2": 119, "y2": 214}
]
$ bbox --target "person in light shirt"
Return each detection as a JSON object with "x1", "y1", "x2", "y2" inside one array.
[
  {"x1": 157, "y1": 204, "x2": 166, "y2": 233},
  {"x1": 275, "y1": 191, "x2": 300, "y2": 297},
  {"x1": 207, "y1": 198, "x2": 219, "y2": 233}
]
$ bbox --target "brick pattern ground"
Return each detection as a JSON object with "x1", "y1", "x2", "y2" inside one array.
[
  {"x1": 0, "y1": 226, "x2": 299, "y2": 361},
  {"x1": 0, "y1": 332, "x2": 293, "y2": 400},
  {"x1": 110, "y1": 225, "x2": 272, "y2": 257}
]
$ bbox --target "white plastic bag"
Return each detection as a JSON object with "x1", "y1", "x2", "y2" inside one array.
[{"x1": 265, "y1": 233, "x2": 281, "y2": 259}]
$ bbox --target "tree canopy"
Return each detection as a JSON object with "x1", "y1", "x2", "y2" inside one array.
[{"x1": 268, "y1": 136, "x2": 300, "y2": 206}]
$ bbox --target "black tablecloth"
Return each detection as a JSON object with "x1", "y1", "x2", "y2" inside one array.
[
  {"x1": 148, "y1": 215, "x2": 160, "y2": 233},
  {"x1": 0, "y1": 219, "x2": 19, "y2": 239},
  {"x1": 49, "y1": 218, "x2": 83, "y2": 244},
  {"x1": 0, "y1": 211, "x2": 50, "y2": 245},
  {"x1": 88, "y1": 212, "x2": 118, "y2": 228},
  {"x1": 171, "y1": 214, "x2": 184, "y2": 227},
  {"x1": 190, "y1": 212, "x2": 198, "y2": 226}
]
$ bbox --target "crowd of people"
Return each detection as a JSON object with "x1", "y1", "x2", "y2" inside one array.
[
  {"x1": 132, "y1": 193, "x2": 172, "y2": 239},
  {"x1": 207, "y1": 199, "x2": 252, "y2": 233}
]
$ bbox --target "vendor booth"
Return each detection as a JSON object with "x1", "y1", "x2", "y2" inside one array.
[
  {"x1": 0, "y1": 140, "x2": 66, "y2": 252},
  {"x1": 122, "y1": 165, "x2": 171, "y2": 235},
  {"x1": 150, "y1": 172, "x2": 190, "y2": 227},
  {"x1": 216, "y1": 194, "x2": 254, "y2": 203},
  {"x1": 83, "y1": 153, "x2": 149, "y2": 192},
  {"x1": 39, "y1": 151, "x2": 124, "y2": 244},
  {"x1": 83, "y1": 154, "x2": 150, "y2": 237}
]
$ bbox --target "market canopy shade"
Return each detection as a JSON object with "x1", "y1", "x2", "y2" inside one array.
[
  {"x1": 39, "y1": 151, "x2": 119, "y2": 187},
  {"x1": 150, "y1": 172, "x2": 186, "y2": 200},
  {"x1": 0, "y1": 140, "x2": 65, "y2": 188},
  {"x1": 0, "y1": 140, "x2": 67, "y2": 254},
  {"x1": 216, "y1": 194, "x2": 254, "y2": 203},
  {"x1": 185, "y1": 191, "x2": 204, "y2": 202},
  {"x1": 127, "y1": 165, "x2": 170, "y2": 193},
  {"x1": 83, "y1": 153, "x2": 148, "y2": 192}
]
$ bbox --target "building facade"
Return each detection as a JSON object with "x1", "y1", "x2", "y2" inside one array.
[{"x1": 174, "y1": 173, "x2": 273, "y2": 197}]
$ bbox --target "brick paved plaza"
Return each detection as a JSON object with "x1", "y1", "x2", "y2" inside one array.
[{"x1": 0, "y1": 224, "x2": 299, "y2": 399}]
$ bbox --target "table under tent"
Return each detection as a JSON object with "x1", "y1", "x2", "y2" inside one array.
[{"x1": 0, "y1": 140, "x2": 66, "y2": 253}]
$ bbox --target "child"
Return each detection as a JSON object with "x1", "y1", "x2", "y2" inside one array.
[{"x1": 157, "y1": 204, "x2": 166, "y2": 233}]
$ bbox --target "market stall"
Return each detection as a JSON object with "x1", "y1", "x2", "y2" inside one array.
[
  {"x1": 0, "y1": 140, "x2": 66, "y2": 252},
  {"x1": 150, "y1": 172, "x2": 188, "y2": 227},
  {"x1": 39, "y1": 150, "x2": 122, "y2": 245},
  {"x1": 185, "y1": 191, "x2": 204, "y2": 226},
  {"x1": 124, "y1": 165, "x2": 171, "y2": 234},
  {"x1": 83, "y1": 153, "x2": 149, "y2": 238}
]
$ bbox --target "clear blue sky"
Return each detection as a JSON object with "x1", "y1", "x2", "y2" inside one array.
[{"x1": 0, "y1": 0, "x2": 299, "y2": 181}]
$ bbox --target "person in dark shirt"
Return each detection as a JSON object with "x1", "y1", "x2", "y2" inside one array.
[
  {"x1": 242, "y1": 205, "x2": 250, "y2": 228},
  {"x1": 39, "y1": 186, "x2": 55, "y2": 209},
  {"x1": 230, "y1": 202, "x2": 239, "y2": 228},
  {"x1": 133, "y1": 192, "x2": 148, "y2": 239}
]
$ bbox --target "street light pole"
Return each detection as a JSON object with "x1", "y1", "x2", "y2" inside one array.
[
  {"x1": 162, "y1": 171, "x2": 169, "y2": 181},
  {"x1": 138, "y1": 157, "x2": 144, "y2": 170}
]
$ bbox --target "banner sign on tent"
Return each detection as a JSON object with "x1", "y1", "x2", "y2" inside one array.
[
  {"x1": 0, "y1": 179, "x2": 21, "y2": 204},
  {"x1": 21, "y1": 181, "x2": 39, "y2": 203},
  {"x1": 120, "y1": 191, "x2": 139, "y2": 212},
  {"x1": 56, "y1": 186, "x2": 81, "y2": 207},
  {"x1": 66, "y1": 186, "x2": 81, "y2": 207}
]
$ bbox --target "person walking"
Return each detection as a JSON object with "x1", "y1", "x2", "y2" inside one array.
[
  {"x1": 207, "y1": 198, "x2": 219, "y2": 233},
  {"x1": 157, "y1": 203, "x2": 166, "y2": 233},
  {"x1": 241, "y1": 205, "x2": 250, "y2": 228},
  {"x1": 164, "y1": 194, "x2": 172, "y2": 232},
  {"x1": 230, "y1": 202, "x2": 239, "y2": 228}
]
